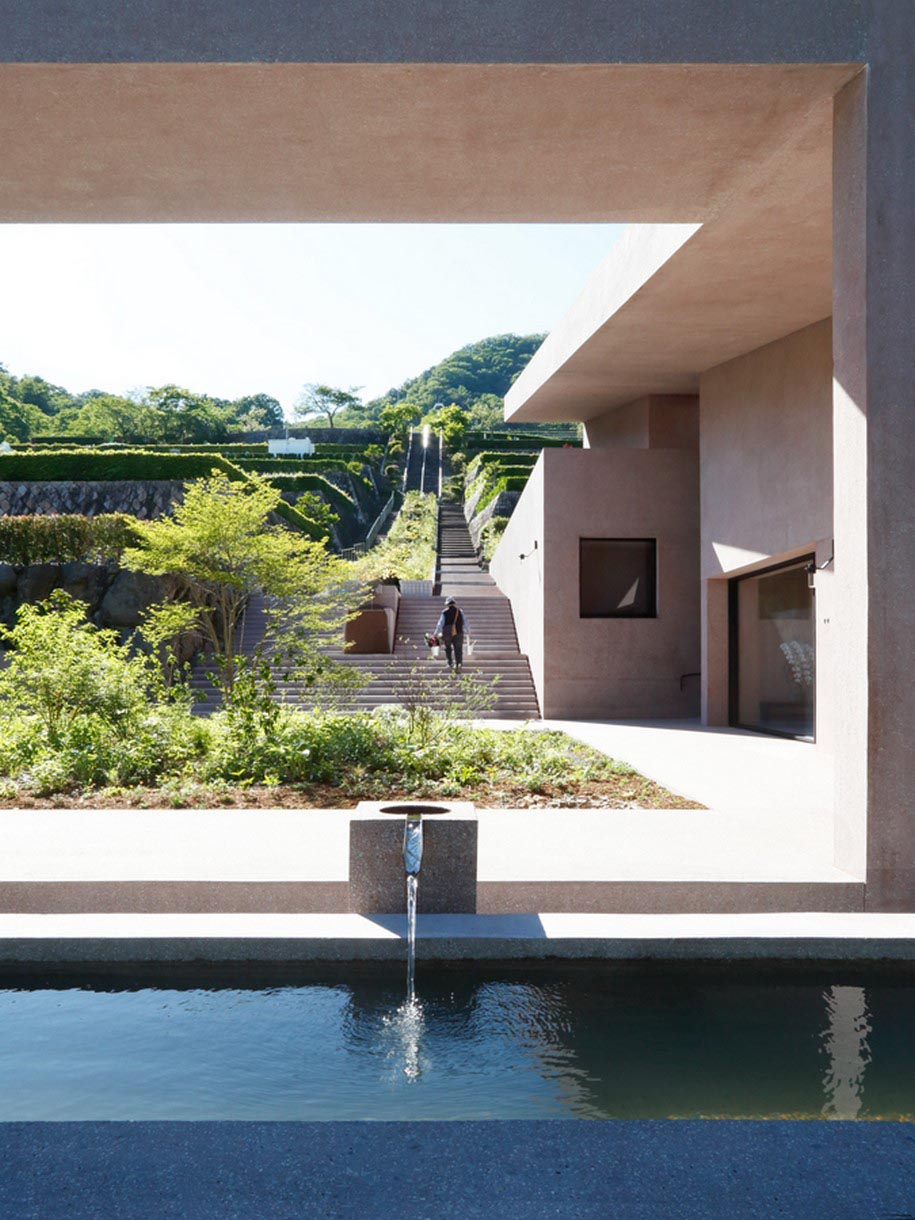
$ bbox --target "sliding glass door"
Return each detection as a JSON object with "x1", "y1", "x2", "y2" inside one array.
[{"x1": 731, "y1": 558, "x2": 815, "y2": 740}]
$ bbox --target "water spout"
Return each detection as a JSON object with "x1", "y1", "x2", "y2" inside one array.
[
  {"x1": 403, "y1": 813, "x2": 423, "y2": 1005},
  {"x1": 403, "y1": 813, "x2": 423, "y2": 877}
]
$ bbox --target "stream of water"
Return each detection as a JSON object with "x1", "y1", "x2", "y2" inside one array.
[{"x1": 405, "y1": 874, "x2": 419, "y2": 1006}]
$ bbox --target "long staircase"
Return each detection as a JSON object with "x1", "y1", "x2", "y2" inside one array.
[{"x1": 191, "y1": 469, "x2": 541, "y2": 718}]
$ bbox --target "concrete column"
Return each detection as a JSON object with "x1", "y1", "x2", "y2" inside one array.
[{"x1": 833, "y1": 6, "x2": 915, "y2": 906}]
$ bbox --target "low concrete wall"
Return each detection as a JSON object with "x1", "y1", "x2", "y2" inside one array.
[{"x1": 344, "y1": 584, "x2": 400, "y2": 653}]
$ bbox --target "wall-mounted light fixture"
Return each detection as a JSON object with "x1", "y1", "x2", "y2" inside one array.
[
  {"x1": 805, "y1": 548, "x2": 834, "y2": 590},
  {"x1": 519, "y1": 540, "x2": 538, "y2": 561}
]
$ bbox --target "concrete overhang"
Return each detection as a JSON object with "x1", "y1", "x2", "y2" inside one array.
[
  {"x1": 505, "y1": 79, "x2": 852, "y2": 423},
  {"x1": 0, "y1": 63, "x2": 857, "y2": 223}
]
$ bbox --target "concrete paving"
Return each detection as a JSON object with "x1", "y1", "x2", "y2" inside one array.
[
  {"x1": 2, "y1": 911, "x2": 915, "y2": 962},
  {"x1": 1, "y1": 1120, "x2": 914, "y2": 1220},
  {"x1": 0, "y1": 718, "x2": 861, "y2": 921}
]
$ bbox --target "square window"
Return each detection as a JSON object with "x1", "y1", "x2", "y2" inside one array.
[{"x1": 579, "y1": 538, "x2": 657, "y2": 618}]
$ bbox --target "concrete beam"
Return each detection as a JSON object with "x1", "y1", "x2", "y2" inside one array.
[{"x1": 0, "y1": 1, "x2": 869, "y2": 65}]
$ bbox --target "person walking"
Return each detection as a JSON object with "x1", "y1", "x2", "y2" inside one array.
[{"x1": 434, "y1": 596, "x2": 471, "y2": 673}]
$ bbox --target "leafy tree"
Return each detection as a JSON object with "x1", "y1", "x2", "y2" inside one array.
[
  {"x1": 379, "y1": 400, "x2": 421, "y2": 439},
  {"x1": 467, "y1": 392, "x2": 505, "y2": 430},
  {"x1": 121, "y1": 471, "x2": 352, "y2": 695},
  {"x1": 294, "y1": 383, "x2": 362, "y2": 429},
  {"x1": 0, "y1": 385, "x2": 43, "y2": 441},
  {"x1": 228, "y1": 393, "x2": 285, "y2": 430},
  {"x1": 8, "y1": 374, "x2": 81, "y2": 418},
  {"x1": 145, "y1": 384, "x2": 228, "y2": 443},
  {"x1": 421, "y1": 403, "x2": 469, "y2": 448},
  {"x1": 66, "y1": 393, "x2": 159, "y2": 442}
]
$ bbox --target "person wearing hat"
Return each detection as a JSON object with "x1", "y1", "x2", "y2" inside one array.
[{"x1": 433, "y1": 596, "x2": 471, "y2": 673}]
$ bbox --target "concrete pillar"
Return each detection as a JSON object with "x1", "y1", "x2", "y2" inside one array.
[{"x1": 833, "y1": 6, "x2": 915, "y2": 907}]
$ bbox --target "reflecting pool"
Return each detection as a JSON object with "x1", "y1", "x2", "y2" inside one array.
[{"x1": 0, "y1": 962, "x2": 911, "y2": 1121}]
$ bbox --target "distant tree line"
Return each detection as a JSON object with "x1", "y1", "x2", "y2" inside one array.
[
  {"x1": 0, "y1": 331, "x2": 544, "y2": 444},
  {"x1": 0, "y1": 366, "x2": 285, "y2": 444}
]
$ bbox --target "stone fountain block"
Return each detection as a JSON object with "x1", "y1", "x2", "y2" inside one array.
[{"x1": 349, "y1": 802, "x2": 477, "y2": 914}]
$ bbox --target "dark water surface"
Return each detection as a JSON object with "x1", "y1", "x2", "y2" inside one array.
[{"x1": 0, "y1": 961, "x2": 913, "y2": 1121}]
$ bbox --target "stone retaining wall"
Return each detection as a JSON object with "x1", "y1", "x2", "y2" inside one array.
[
  {"x1": 0, "y1": 481, "x2": 186, "y2": 519},
  {"x1": 467, "y1": 491, "x2": 521, "y2": 549}
]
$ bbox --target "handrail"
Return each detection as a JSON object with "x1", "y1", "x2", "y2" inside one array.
[
  {"x1": 366, "y1": 489, "x2": 396, "y2": 549},
  {"x1": 437, "y1": 429, "x2": 444, "y2": 498},
  {"x1": 431, "y1": 496, "x2": 442, "y2": 591},
  {"x1": 402, "y1": 428, "x2": 413, "y2": 494}
]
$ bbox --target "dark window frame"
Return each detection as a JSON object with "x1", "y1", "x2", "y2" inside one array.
[
  {"x1": 728, "y1": 553, "x2": 816, "y2": 743},
  {"x1": 579, "y1": 537, "x2": 658, "y2": 620}
]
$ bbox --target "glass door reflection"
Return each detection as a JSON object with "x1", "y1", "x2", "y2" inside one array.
[{"x1": 732, "y1": 558, "x2": 815, "y2": 740}]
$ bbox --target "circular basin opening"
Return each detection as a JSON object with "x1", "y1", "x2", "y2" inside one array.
[{"x1": 378, "y1": 802, "x2": 450, "y2": 816}]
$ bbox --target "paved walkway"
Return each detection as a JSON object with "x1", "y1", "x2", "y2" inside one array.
[{"x1": 5, "y1": 1120, "x2": 915, "y2": 1219}]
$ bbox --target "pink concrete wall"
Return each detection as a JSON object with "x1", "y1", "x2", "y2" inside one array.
[
  {"x1": 489, "y1": 457, "x2": 546, "y2": 699},
  {"x1": 699, "y1": 318, "x2": 834, "y2": 739},
  {"x1": 584, "y1": 395, "x2": 699, "y2": 451},
  {"x1": 497, "y1": 448, "x2": 700, "y2": 719}
]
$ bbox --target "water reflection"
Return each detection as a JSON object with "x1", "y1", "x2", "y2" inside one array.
[
  {"x1": 0, "y1": 964, "x2": 912, "y2": 1120},
  {"x1": 821, "y1": 985, "x2": 872, "y2": 1119}
]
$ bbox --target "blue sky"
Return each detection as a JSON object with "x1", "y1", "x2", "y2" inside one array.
[{"x1": 0, "y1": 224, "x2": 623, "y2": 411}]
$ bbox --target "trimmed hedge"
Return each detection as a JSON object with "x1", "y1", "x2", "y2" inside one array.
[
  {"x1": 0, "y1": 513, "x2": 141, "y2": 565},
  {"x1": 269, "y1": 474, "x2": 370, "y2": 524},
  {"x1": 0, "y1": 450, "x2": 325, "y2": 539},
  {"x1": 466, "y1": 452, "x2": 538, "y2": 479},
  {"x1": 234, "y1": 457, "x2": 367, "y2": 476},
  {"x1": 464, "y1": 434, "x2": 579, "y2": 453}
]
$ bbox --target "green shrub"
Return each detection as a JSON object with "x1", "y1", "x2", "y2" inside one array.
[
  {"x1": 351, "y1": 491, "x2": 437, "y2": 583},
  {"x1": 0, "y1": 513, "x2": 141, "y2": 565},
  {"x1": 479, "y1": 515, "x2": 510, "y2": 562}
]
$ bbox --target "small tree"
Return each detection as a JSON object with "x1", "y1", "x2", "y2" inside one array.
[
  {"x1": 379, "y1": 400, "x2": 420, "y2": 439},
  {"x1": 294, "y1": 383, "x2": 362, "y2": 429},
  {"x1": 121, "y1": 470, "x2": 352, "y2": 694},
  {"x1": 421, "y1": 403, "x2": 469, "y2": 448}
]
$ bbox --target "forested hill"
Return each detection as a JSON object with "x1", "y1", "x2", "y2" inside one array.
[{"x1": 364, "y1": 333, "x2": 545, "y2": 425}]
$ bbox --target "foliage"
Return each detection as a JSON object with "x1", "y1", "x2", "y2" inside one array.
[
  {"x1": 391, "y1": 666, "x2": 499, "y2": 746},
  {"x1": 0, "y1": 513, "x2": 141, "y2": 566},
  {"x1": 121, "y1": 471, "x2": 352, "y2": 693},
  {"x1": 0, "y1": 386, "x2": 44, "y2": 442},
  {"x1": 463, "y1": 432, "x2": 579, "y2": 453},
  {"x1": 292, "y1": 491, "x2": 339, "y2": 534},
  {"x1": 378, "y1": 400, "x2": 421, "y2": 438},
  {"x1": 420, "y1": 403, "x2": 469, "y2": 448},
  {"x1": 350, "y1": 491, "x2": 437, "y2": 583},
  {"x1": 294, "y1": 384, "x2": 363, "y2": 429},
  {"x1": 0, "y1": 448, "x2": 324, "y2": 537},
  {"x1": 466, "y1": 458, "x2": 536, "y2": 513},
  {"x1": 479, "y1": 516, "x2": 510, "y2": 562},
  {"x1": 0, "y1": 591, "x2": 639, "y2": 797},
  {"x1": 64, "y1": 394, "x2": 160, "y2": 443},
  {"x1": 229, "y1": 392, "x2": 284, "y2": 430},
  {"x1": 366, "y1": 333, "x2": 545, "y2": 421}
]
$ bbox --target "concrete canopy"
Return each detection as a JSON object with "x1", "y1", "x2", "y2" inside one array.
[
  {"x1": 0, "y1": 61, "x2": 856, "y2": 423},
  {"x1": 0, "y1": 63, "x2": 854, "y2": 225},
  {"x1": 505, "y1": 82, "x2": 854, "y2": 423}
]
